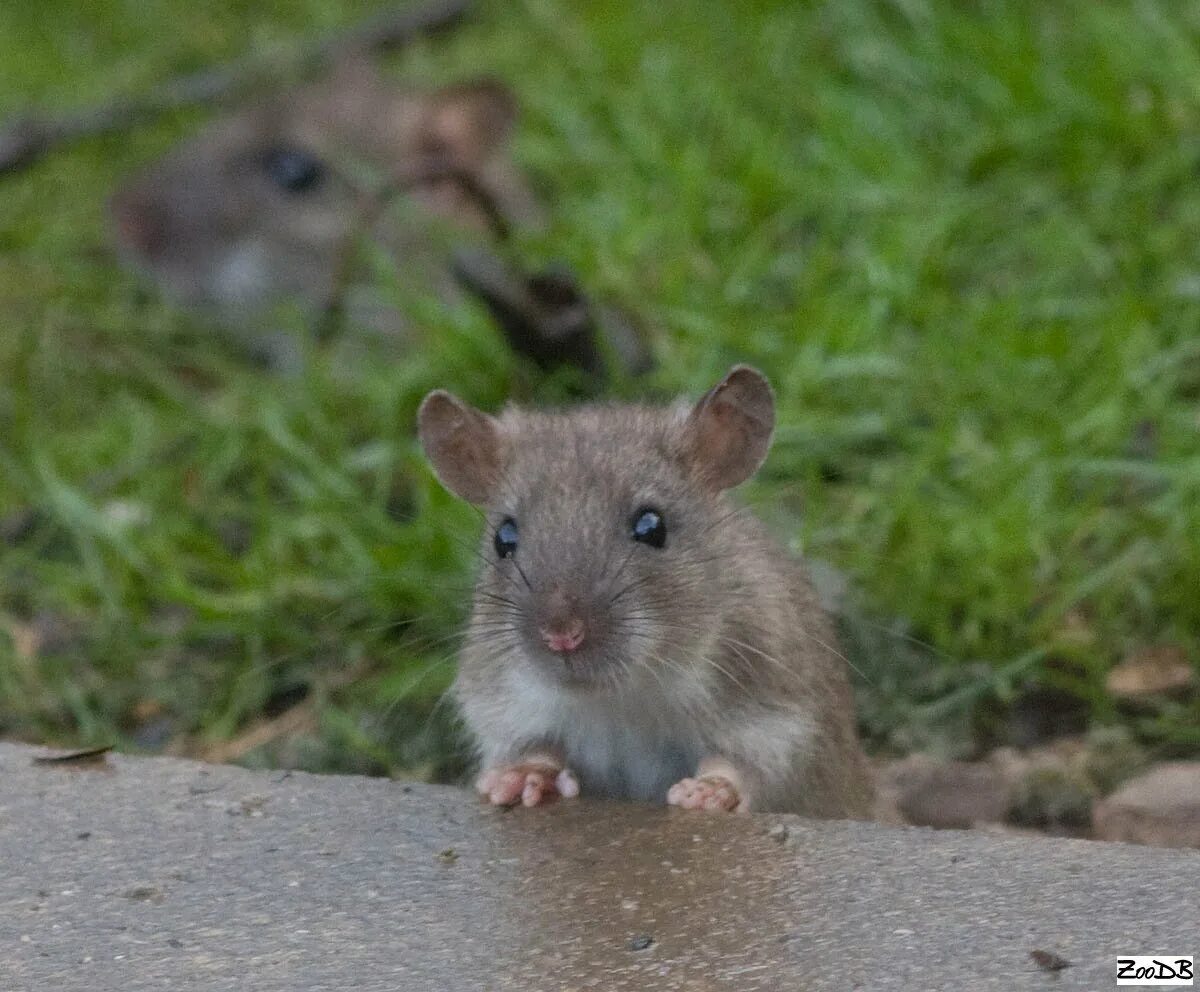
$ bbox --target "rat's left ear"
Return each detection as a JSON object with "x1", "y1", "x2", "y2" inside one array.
[
  {"x1": 678, "y1": 366, "x2": 775, "y2": 490},
  {"x1": 423, "y1": 78, "x2": 518, "y2": 164}
]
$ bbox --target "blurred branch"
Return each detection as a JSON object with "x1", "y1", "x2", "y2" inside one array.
[
  {"x1": 197, "y1": 703, "x2": 318, "y2": 765},
  {"x1": 316, "y1": 155, "x2": 512, "y2": 345},
  {"x1": 0, "y1": 0, "x2": 474, "y2": 178}
]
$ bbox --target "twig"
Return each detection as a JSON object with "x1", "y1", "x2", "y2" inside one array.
[
  {"x1": 198, "y1": 703, "x2": 318, "y2": 765},
  {"x1": 194, "y1": 657, "x2": 376, "y2": 765},
  {"x1": 0, "y1": 0, "x2": 474, "y2": 177}
]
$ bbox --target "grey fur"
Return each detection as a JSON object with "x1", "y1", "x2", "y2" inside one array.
[{"x1": 420, "y1": 368, "x2": 874, "y2": 817}]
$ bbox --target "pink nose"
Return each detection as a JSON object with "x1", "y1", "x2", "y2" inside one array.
[{"x1": 540, "y1": 619, "x2": 585, "y2": 654}]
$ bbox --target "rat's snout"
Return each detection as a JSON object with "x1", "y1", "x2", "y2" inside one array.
[
  {"x1": 109, "y1": 192, "x2": 168, "y2": 258},
  {"x1": 541, "y1": 618, "x2": 585, "y2": 654},
  {"x1": 537, "y1": 588, "x2": 587, "y2": 654}
]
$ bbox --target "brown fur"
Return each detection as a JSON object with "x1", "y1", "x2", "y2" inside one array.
[
  {"x1": 418, "y1": 367, "x2": 874, "y2": 817},
  {"x1": 109, "y1": 60, "x2": 540, "y2": 335}
]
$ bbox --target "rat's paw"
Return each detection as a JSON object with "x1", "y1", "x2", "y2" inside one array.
[
  {"x1": 667, "y1": 775, "x2": 743, "y2": 812},
  {"x1": 476, "y1": 762, "x2": 580, "y2": 808}
]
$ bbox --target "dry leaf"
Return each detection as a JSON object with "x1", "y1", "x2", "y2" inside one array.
[
  {"x1": 1106, "y1": 646, "x2": 1195, "y2": 699},
  {"x1": 1030, "y1": 949, "x2": 1071, "y2": 972},
  {"x1": 32, "y1": 746, "x2": 113, "y2": 767}
]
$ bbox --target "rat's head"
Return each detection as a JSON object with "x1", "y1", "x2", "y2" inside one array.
[
  {"x1": 109, "y1": 61, "x2": 532, "y2": 321},
  {"x1": 418, "y1": 366, "x2": 775, "y2": 692}
]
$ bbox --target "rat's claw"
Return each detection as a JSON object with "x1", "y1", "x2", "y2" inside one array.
[
  {"x1": 667, "y1": 774, "x2": 743, "y2": 812},
  {"x1": 555, "y1": 768, "x2": 580, "y2": 798},
  {"x1": 520, "y1": 768, "x2": 554, "y2": 807},
  {"x1": 476, "y1": 761, "x2": 580, "y2": 807}
]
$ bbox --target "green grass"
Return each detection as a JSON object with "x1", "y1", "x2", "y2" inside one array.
[{"x1": 2, "y1": 0, "x2": 1199, "y2": 774}]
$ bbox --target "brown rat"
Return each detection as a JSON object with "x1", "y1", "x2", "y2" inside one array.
[
  {"x1": 417, "y1": 366, "x2": 874, "y2": 816},
  {"x1": 109, "y1": 59, "x2": 540, "y2": 344}
]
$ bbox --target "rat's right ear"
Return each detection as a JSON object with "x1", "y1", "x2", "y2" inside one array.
[
  {"x1": 678, "y1": 365, "x2": 775, "y2": 491},
  {"x1": 417, "y1": 390, "x2": 504, "y2": 504}
]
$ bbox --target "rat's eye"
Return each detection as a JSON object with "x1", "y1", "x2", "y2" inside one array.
[
  {"x1": 262, "y1": 147, "x2": 325, "y2": 194},
  {"x1": 494, "y1": 517, "x2": 519, "y2": 559},
  {"x1": 631, "y1": 507, "x2": 666, "y2": 549}
]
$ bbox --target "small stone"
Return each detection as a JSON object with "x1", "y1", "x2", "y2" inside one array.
[
  {"x1": 1078, "y1": 725, "x2": 1148, "y2": 795},
  {"x1": 437, "y1": 848, "x2": 459, "y2": 864},
  {"x1": 767, "y1": 823, "x2": 790, "y2": 843},
  {"x1": 877, "y1": 755, "x2": 1011, "y2": 829},
  {"x1": 121, "y1": 885, "x2": 164, "y2": 904},
  {"x1": 1093, "y1": 762, "x2": 1200, "y2": 849},
  {"x1": 628, "y1": 935, "x2": 655, "y2": 952},
  {"x1": 1007, "y1": 751, "x2": 1095, "y2": 834},
  {"x1": 1106, "y1": 646, "x2": 1195, "y2": 700},
  {"x1": 233, "y1": 796, "x2": 268, "y2": 817}
]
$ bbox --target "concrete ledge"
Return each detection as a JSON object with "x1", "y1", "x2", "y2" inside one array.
[{"x1": 1, "y1": 742, "x2": 1196, "y2": 991}]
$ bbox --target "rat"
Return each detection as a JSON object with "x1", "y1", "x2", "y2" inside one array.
[
  {"x1": 417, "y1": 365, "x2": 874, "y2": 816},
  {"x1": 109, "y1": 59, "x2": 541, "y2": 356}
]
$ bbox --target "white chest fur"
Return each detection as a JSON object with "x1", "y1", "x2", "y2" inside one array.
[{"x1": 480, "y1": 668, "x2": 707, "y2": 803}]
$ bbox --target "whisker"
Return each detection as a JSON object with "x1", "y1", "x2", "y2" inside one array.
[
  {"x1": 510, "y1": 557, "x2": 534, "y2": 591},
  {"x1": 609, "y1": 573, "x2": 656, "y2": 606},
  {"x1": 606, "y1": 544, "x2": 639, "y2": 589}
]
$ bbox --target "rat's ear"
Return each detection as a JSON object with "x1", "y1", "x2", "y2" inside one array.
[
  {"x1": 423, "y1": 78, "x2": 518, "y2": 163},
  {"x1": 417, "y1": 390, "x2": 505, "y2": 504},
  {"x1": 678, "y1": 366, "x2": 775, "y2": 490}
]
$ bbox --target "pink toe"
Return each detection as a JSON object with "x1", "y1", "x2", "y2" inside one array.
[
  {"x1": 489, "y1": 772, "x2": 522, "y2": 805},
  {"x1": 521, "y1": 773, "x2": 548, "y2": 807},
  {"x1": 668, "y1": 775, "x2": 740, "y2": 811}
]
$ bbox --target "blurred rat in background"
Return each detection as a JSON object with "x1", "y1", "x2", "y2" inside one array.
[
  {"x1": 109, "y1": 59, "x2": 543, "y2": 366},
  {"x1": 417, "y1": 366, "x2": 874, "y2": 817}
]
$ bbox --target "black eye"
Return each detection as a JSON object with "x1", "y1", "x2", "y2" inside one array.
[
  {"x1": 262, "y1": 147, "x2": 325, "y2": 194},
  {"x1": 494, "y1": 517, "x2": 519, "y2": 559},
  {"x1": 631, "y1": 507, "x2": 666, "y2": 548}
]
